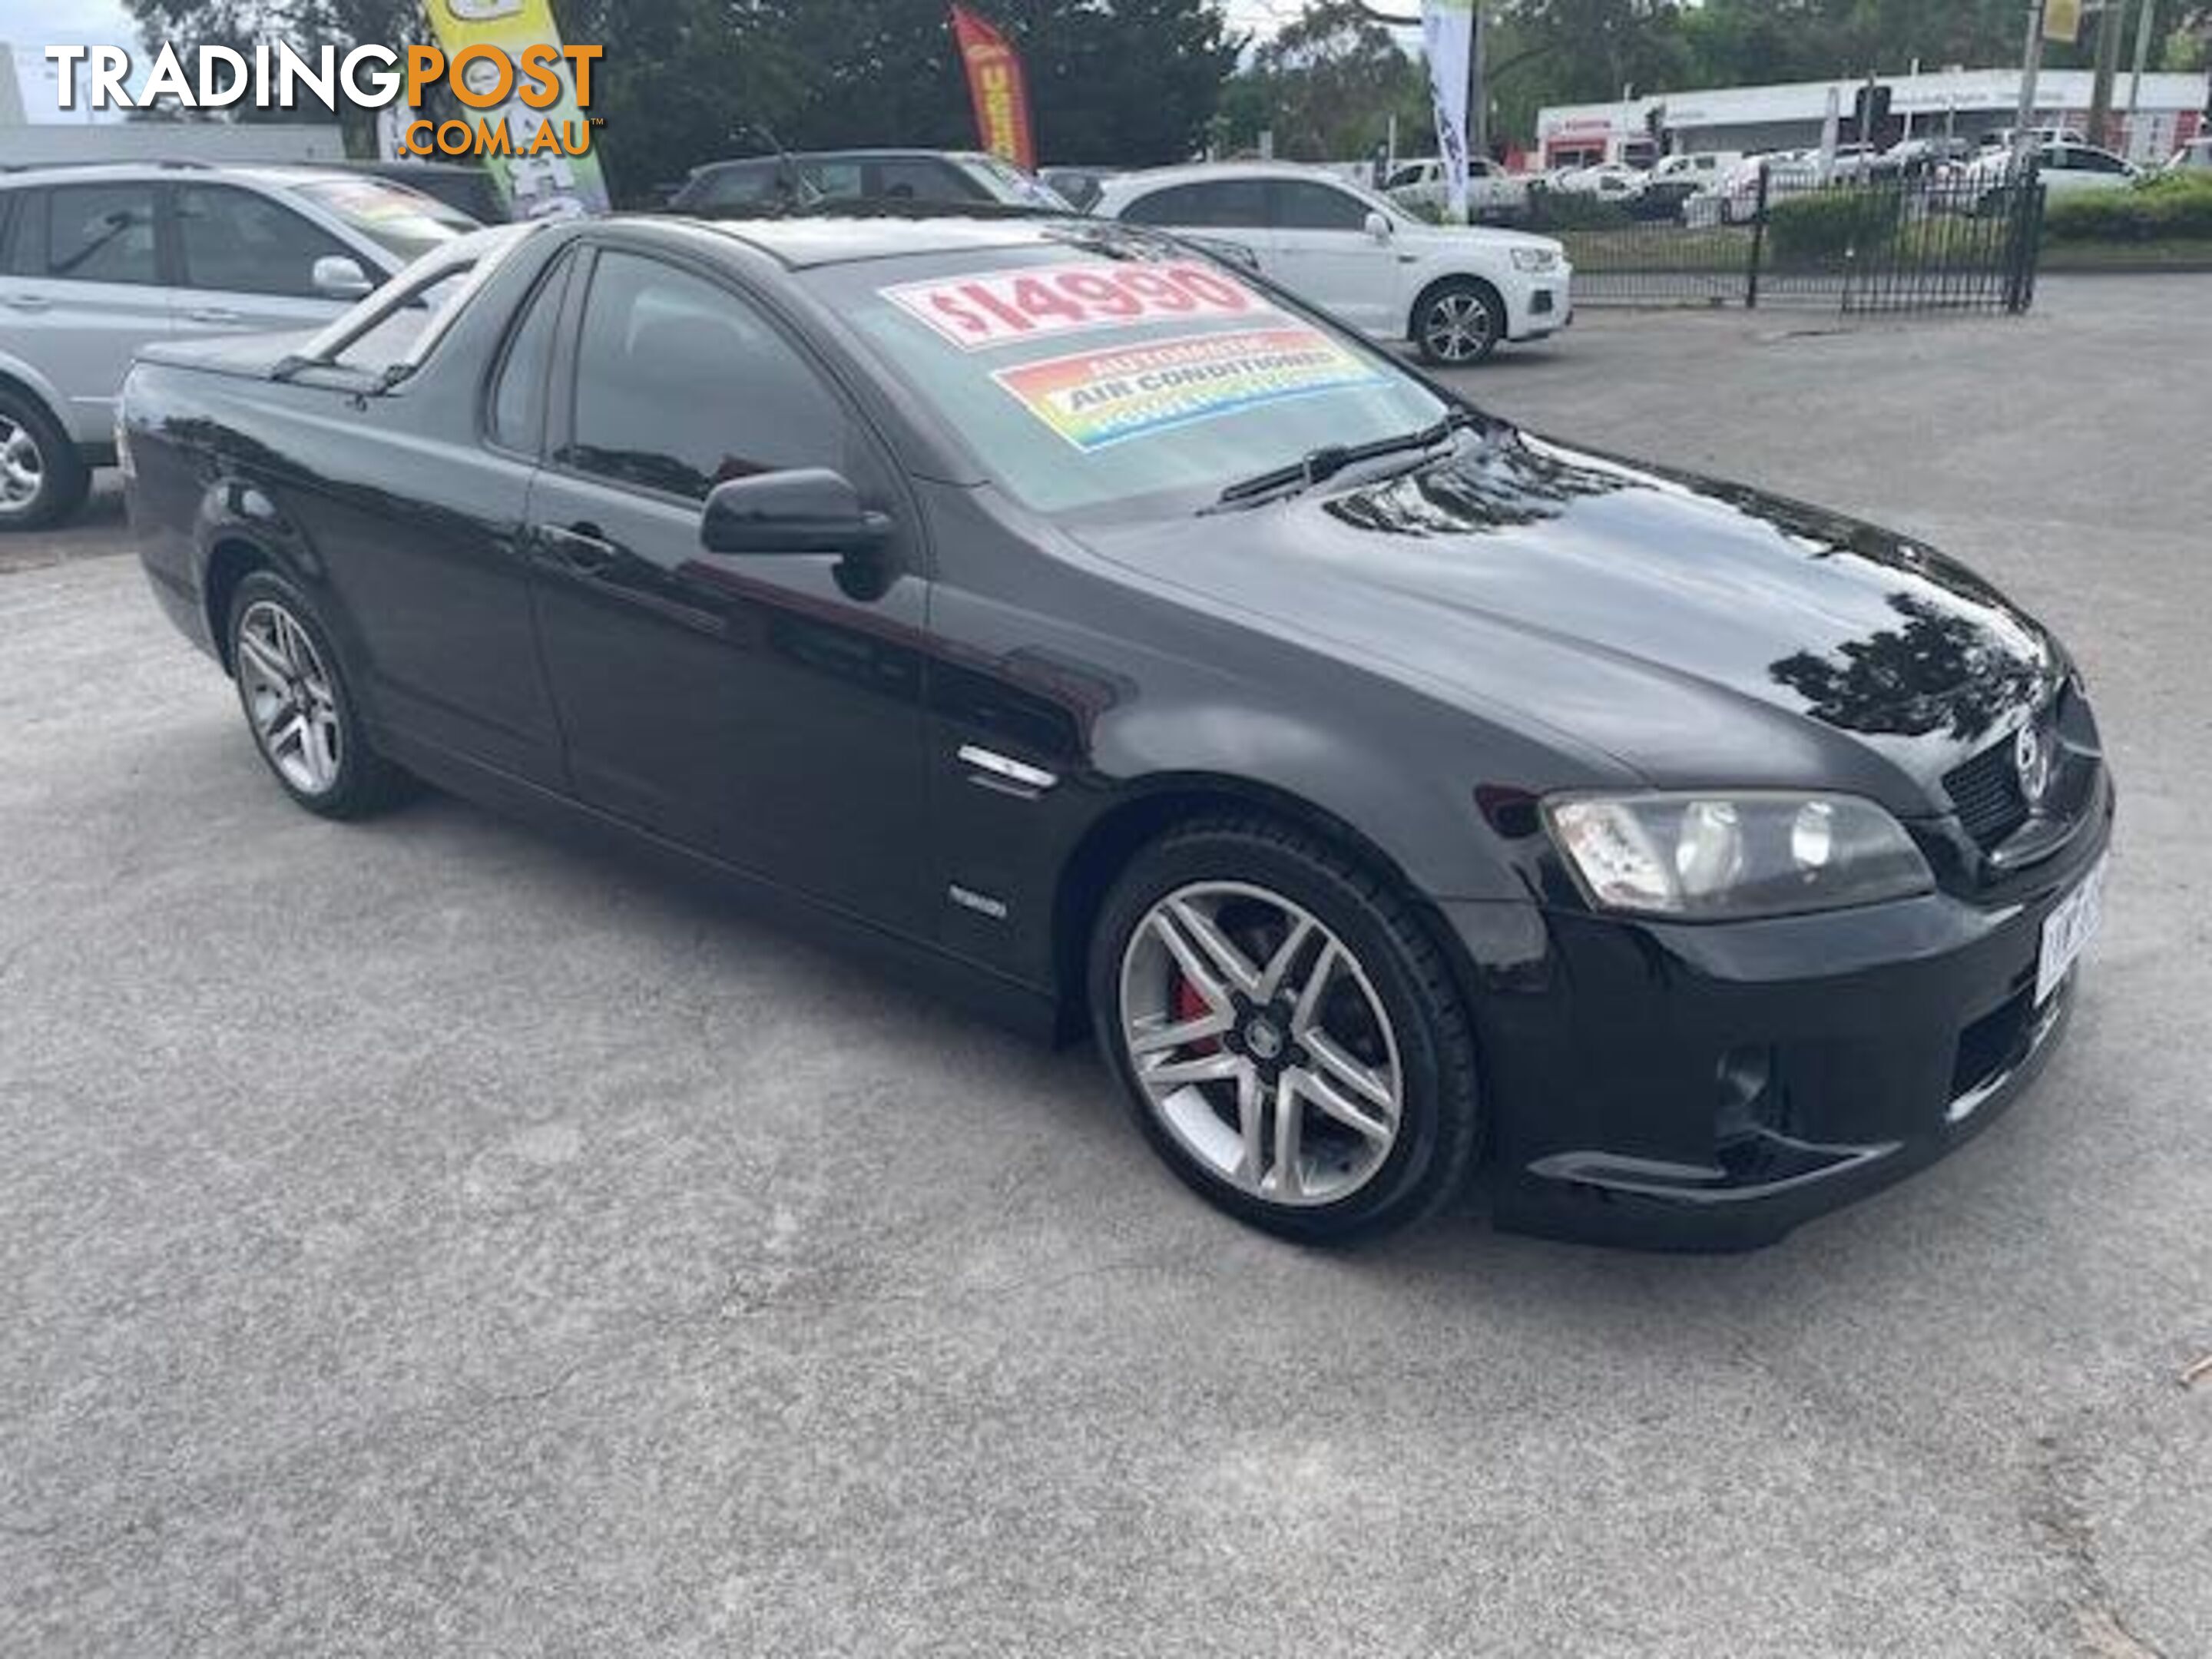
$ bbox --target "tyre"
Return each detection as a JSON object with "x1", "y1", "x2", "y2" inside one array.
[
  {"x1": 0, "y1": 387, "x2": 91, "y2": 532},
  {"x1": 1412, "y1": 277, "x2": 1505, "y2": 368},
  {"x1": 1088, "y1": 817, "x2": 1482, "y2": 1243},
  {"x1": 226, "y1": 569, "x2": 412, "y2": 820}
]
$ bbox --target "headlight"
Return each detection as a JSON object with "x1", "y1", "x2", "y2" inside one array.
[
  {"x1": 1510, "y1": 247, "x2": 1560, "y2": 272},
  {"x1": 1543, "y1": 792, "x2": 1932, "y2": 920}
]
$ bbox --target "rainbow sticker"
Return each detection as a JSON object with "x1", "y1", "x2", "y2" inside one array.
[{"x1": 992, "y1": 326, "x2": 1388, "y2": 451}]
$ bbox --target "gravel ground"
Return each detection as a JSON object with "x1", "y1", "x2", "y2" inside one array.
[{"x1": 2, "y1": 276, "x2": 2207, "y2": 1657}]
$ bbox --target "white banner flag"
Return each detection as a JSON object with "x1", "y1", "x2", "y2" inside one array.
[{"x1": 1422, "y1": 0, "x2": 1474, "y2": 222}]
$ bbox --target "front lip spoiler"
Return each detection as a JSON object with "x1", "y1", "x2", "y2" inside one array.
[
  {"x1": 1527, "y1": 1133, "x2": 1899, "y2": 1206},
  {"x1": 1500, "y1": 976, "x2": 2078, "y2": 1248}
]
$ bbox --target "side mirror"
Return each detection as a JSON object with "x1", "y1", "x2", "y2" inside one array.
[
  {"x1": 700, "y1": 468, "x2": 892, "y2": 556},
  {"x1": 312, "y1": 254, "x2": 375, "y2": 301},
  {"x1": 1363, "y1": 210, "x2": 1393, "y2": 243}
]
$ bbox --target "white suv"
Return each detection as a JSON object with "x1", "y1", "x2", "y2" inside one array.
[
  {"x1": 0, "y1": 164, "x2": 476, "y2": 530},
  {"x1": 1093, "y1": 163, "x2": 1570, "y2": 366}
]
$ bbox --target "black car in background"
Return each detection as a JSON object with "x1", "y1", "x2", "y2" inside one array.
[
  {"x1": 119, "y1": 214, "x2": 2112, "y2": 1249},
  {"x1": 670, "y1": 148, "x2": 1072, "y2": 214}
]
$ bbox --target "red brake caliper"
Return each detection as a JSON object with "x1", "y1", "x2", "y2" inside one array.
[{"x1": 1173, "y1": 975, "x2": 1220, "y2": 1055}]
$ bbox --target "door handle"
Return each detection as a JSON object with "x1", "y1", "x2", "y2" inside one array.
[
  {"x1": 0, "y1": 293, "x2": 50, "y2": 313},
  {"x1": 186, "y1": 306, "x2": 243, "y2": 325},
  {"x1": 533, "y1": 521, "x2": 620, "y2": 575}
]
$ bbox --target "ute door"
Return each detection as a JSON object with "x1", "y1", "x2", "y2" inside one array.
[
  {"x1": 0, "y1": 180, "x2": 175, "y2": 446},
  {"x1": 163, "y1": 181, "x2": 374, "y2": 342},
  {"x1": 523, "y1": 243, "x2": 932, "y2": 935},
  {"x1": 1263, "y1": 177, "x2": 1399, "y2": 332}
]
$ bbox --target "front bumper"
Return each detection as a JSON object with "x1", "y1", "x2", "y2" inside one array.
[
  {"x1": 1509, "y1": 271, "x2": 1573, "y2": 340},
  {"x1": 1448, "y1": 779, "x2": 2113, "y2": 1250}
]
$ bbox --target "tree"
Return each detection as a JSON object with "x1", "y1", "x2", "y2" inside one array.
[
  {"x1": 1222, "y1": 0, "x2": 1430, "y2": 161},
  {"x1": 121, "y1": 0, "x2": 425, "y2": 151},
  {"x1": 122, "y1": 0, "x2": 1239, "y2": 195},
  {"x1": 1482, "y1": 1, "x2": 1691, "y2": 151},
  {"x1": 556, "y1": 0, "x2": 803, "y2": 200}
]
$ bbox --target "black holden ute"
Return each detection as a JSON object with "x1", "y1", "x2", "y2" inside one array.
[{"x1": 120, "y1": 214, "x2": 2114, "y2": 1249}]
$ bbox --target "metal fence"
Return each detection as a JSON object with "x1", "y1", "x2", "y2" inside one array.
[{"x1": 1522, "y1": 161, "x2": 2045, "y2": 316}]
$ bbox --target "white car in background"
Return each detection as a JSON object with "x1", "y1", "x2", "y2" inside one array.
[
  {"x1": 1093, "y1": 163, "x2": 1571, "y2": 366},
  {"x1": 1826, "y1": 142, "x2": 1881, "y2": 181},
  {"x1": 1708, "y1": 153, "x2": 1799, "y2": 223},
  {"x1": 1551, "y1": 161, "x2": 1648, "y2": 201},
  {"x1": 1962, "y1": 140, "x2": 2139, "y2": 211},
  {"x1": 1651, "y1": 151, "x2": 1738, "y2": 189},
  {"x1": 1381, "y1": 156, "x2": 1529, "y2": 221},
  {"x1": 0, "y1": 164, "x2": 477, "y2": 530}
]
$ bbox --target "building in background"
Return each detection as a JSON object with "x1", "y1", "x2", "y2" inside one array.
[
  {"x1": 3, "y1": 41, "x2": 344, "y2": 167},
  {"x1": 1540, "y1": 67, "x2": 2210, "y2": 169}
]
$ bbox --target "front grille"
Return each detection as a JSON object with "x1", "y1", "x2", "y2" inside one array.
[{"x1": 1942, "y1": 737, "x2": 2030, "y2": 852}]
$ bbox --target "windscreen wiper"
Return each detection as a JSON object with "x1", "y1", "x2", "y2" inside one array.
[{"x1": 1207, "y1": 408, "x2": 1480, "y2": 510}]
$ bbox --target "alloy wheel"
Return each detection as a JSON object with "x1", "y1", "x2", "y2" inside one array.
[
  {"x1": 0, "y1": 415, "x2": 45, "y2": 517},
  {"x1": 236, "y1": 598, "x2": 343, "y2": 795},
  {"x1": 1421, "y1": 290, "x2": 1496, "y2": 363},
  {"x1": 1118, "y1": 880, "x2": 1404, "y2": 1207}
]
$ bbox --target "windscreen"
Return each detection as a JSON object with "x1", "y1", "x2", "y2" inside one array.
[
  {"x1": 961, "y1": 154, "x2": 1076, "y2": 211},
  {"x1": 816, "y1": 239, "x2": 1449, "y2": 516},
  {"x1": 293, "y1": 177, "x2": 479, "y2": 263}
]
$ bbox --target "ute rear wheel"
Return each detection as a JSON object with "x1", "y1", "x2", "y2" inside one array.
[
  {"x1": 1089, "y1": 817, "x2": 1482, "y2": 1243},
  {"x1": 227, "y1": 570, "x2": 412, "y2": 820}
]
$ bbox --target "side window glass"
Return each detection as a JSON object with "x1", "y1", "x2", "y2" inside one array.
[
  {"x1": 875, "y1": 159, "x2": 972, "y2": 201},
  {"x1": 1274, "y1": 181, "x2": 1367, "y2": 230},
  {"x1": 487, "y1": 253, "x2": 569, "y2": 452},
  {"x1": 561, "y1": 250, "x2": 849, "y2": 502},
  {"x1": 1204, "y1": 179, "x2": 1271, "y2": 227},
  {"x1": 0, "y1": 192, "x2": 25, "y2": 275},
  {"x1": 175, "y1": 185, "x2": 356, "y2": 299},
  {"x1": 1122, "y1": 184, "x2": 1199, "y2": 225},
  {"x1": 699, "y1": 164, "x2": 774, "y2": 207},
  {"x1": 45, "y1": 184, "x2": 158, "y2": 284}
]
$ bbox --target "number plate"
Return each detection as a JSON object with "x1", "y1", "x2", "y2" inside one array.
[{"x1": 2036, "y1": 854, "x2": 2107, "y2": 1005}]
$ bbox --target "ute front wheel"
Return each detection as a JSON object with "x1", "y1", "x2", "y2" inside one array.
[{"x1": 1089, "y1": 818, "x2": 1482, "y2": 1243}]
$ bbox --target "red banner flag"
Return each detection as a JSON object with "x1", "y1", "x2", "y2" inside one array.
[{"x1": 949, "y1": 5, "x2": 1036, "y2": 171}]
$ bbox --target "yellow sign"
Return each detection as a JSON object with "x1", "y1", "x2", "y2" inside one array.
[
  {"x1": 420, "y1": 0, "x2": 608, "y2": 216},
  {"x1": 2042, "y1": 0, "x2": 2083, "y2": 45}
]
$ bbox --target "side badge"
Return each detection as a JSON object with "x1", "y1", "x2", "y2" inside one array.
[
  {"x1": 957, "y1": 744, "x2": 1058, "y2": 797},
  {"x1": 948, "y1": 884, "x2": 1010, "y2": 922}
]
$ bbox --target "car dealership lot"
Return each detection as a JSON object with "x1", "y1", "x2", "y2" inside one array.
[{"x1": 3, "y1": 276, "x2": 2207, "y2": 1656}]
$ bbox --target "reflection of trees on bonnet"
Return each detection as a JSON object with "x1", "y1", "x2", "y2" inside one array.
[
  {"x1": 1325, "y1": 435, "x2": 1631, "y2": 537},
  {"x1": 1691, "y1": 475, "x2": 2012, "y2": 609},
  {"x1": 1770, "y1": 592, "x2": 2041, "y2": 742}
]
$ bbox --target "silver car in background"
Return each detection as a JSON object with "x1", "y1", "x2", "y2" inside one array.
[{"x1": 0, "y1": 164, "x2": 477, "y2": 530}]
